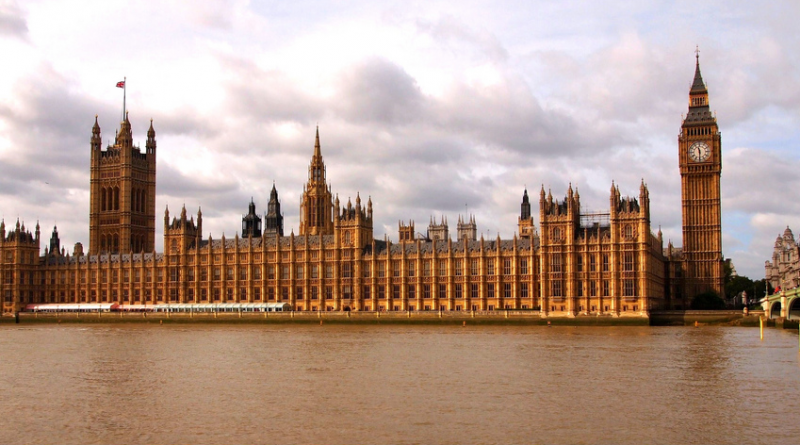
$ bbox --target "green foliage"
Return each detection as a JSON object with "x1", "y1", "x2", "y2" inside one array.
[
  {"x1": 690, "y1": 291, "x2": 726, "y2": 310},
  {"x1": 726, "y1": 275, "x2": 754, "y2": 300},
  {"x1": 753, "y1": 278, "x2": 772, "y2": 298},
  {"x1": 723, "y1": 258, "x2": 734, "y2": 285}
]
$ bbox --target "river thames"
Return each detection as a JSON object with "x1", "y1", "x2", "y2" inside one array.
[{"x1": 0, "y1": 325, "x2": 798, "y2": 444}]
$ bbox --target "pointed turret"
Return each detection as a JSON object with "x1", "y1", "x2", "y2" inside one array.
[
  {"x1": 521, "y1": 188, "x2": 531, "y2": 219},
  {"x1": 265, "y1": 183, "x2": 284, "y2": 236},
  {"x1": 197, "y1": 207, "x2": 203, "y2": 238},
  {"x1": 49, "y1": 225, "x2": 60, "y2": 256},
  {"x1": 91, "y1": 115, "x2": 102, "y2": 151},
  {"x1": 116, "y1": 111, "x2": 133, "y2": 148},
  {"x1": 146, "y1": 118, "x2": 156, "y2": 154},
  {"x1": 242, "y1": 198, "x2": 262, "y2": 238}
]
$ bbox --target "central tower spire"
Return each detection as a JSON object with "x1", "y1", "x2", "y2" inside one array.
[{"x1": 299, "y1": 126, "x2": 334, "y2": 236}]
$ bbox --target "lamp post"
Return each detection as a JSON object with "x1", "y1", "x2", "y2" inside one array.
[{"x1": 781, "y1": 277, "x2": 788, "y2": 319}]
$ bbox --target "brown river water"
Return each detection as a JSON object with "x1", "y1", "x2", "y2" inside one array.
[{"x1": 0, "y1": 324, "x2": 798, "y2": 445}]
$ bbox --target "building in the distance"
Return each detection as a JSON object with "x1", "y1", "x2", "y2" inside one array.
[
  {"x1": 765, "y1": 226, "x2": 800, "y2": 291},
  {"x1": 0, "y1": 57, "x2": 725, "y2": 316}
]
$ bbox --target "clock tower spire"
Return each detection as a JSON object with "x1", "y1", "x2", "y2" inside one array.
[{"x1": 678, "y1": 51, "x2": 724, "y2": 302}]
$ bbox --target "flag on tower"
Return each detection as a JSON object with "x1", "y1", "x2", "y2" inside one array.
[{"x1": 116, "y1": 81, "x2": 125, "y2": 88}]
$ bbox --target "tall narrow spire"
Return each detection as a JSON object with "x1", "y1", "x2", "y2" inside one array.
[
  {"x1": 300, "y1": 127, "x2": 333, "y2": 236},
  {"x1": 314, "y1": 125, "x2": 321, "y2": 159},
  {"x1": 691, "y1": 48, "x2": 707, "y2": 94},
  {"x1": 685, "y1": 49, "x2": 713, "y2": 122}
]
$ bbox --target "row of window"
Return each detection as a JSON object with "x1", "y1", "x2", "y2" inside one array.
[
  {"x1": 551, "y1": 279, "x2": 637, "y2": 297},
  {"x1": 16, "y1": 280, "x2": 641, "y2": 305},
  {"x1": 2, "y1": 251, "x2": 37, "y2": 264},
  {"x1": 32, "y1": 282, "x2": 533, "y2": 304},
  {"x1": 551, "y1": 252, "x2": 637, "y2": 273},
  {"x1": 31, "y1": 258, "x2": 535, "y2": 286}
]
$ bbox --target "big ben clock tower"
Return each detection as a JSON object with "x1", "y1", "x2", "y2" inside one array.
[{"x1": 679, "y1": 52, "x2": 724, "y2": 300}]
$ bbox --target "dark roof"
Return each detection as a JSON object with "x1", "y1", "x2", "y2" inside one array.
[{"x1": 690, "y1": 58, "x2": 707, "y2": 94}]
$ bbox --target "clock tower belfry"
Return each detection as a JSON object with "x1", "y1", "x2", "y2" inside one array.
[{"x1": 678, "y1": 52, "x2": 724, "y2": 300}]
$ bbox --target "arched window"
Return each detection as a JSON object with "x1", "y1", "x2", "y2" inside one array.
[
  {"x1": 170, "y1": 239, "x2": 178, "y2": 254},
  {"x1": 101, "y1": 188, "x2": 107, "y2": 211},
  {"x1": 114, "y1": 187, "x2": 120, "y2": 210},
  {"x1": 344, "y1": 231, "x2": 351, "y2": 244}
]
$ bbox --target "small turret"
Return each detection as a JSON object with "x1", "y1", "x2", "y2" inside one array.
[
  {"x1": 49, "y1": 225, "x2": 60, "y2": 255},
  {"x1": 116, "y1": 111, "x2": 133, "y2": 148},
  {"x1": 521, "y1": 188, "x2": 531, "y2": 219},
  {"x1": 242, "y1": 198, "x2": 262, "y2": 238},
  {"x1": 91, "y1": 115, "x2": 102, "y2": 151},
  {"x1": 399, "y1": 220, "x2": 415, "y2": 243},
  {"x1": 265, "y1": 184, "x2": 284, "y2": 237},
  {"x1": 146, "y1": 119, "x2": 156, "y2": 154},
  {"x1": 457, "y1": 214, "x2": 477, "y2": 242}
]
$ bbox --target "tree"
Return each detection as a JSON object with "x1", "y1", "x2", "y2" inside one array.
[
  {"x1": 726, "y1": 275, "x2": 754, "y2": 301},
  {"x1": 690, "y1": 291, "x2": 726, "y2": 310}
]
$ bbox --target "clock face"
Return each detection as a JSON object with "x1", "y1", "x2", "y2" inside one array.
[{"x1": 688, "y1": 141, "x2": 711, "y2": 162}]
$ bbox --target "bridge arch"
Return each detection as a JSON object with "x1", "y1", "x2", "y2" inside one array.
[
  {"x1": 769, "y1": 301, "x2": 782, "y2": 319},
  {"x1": 788, "y1": 297, "x2": 800, "y2": 320}
]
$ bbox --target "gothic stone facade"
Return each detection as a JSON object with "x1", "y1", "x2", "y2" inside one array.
[
  {"x1": 0, "y1": 59, "x2": 724, "y2": 315},
  {"x1": 765, "y1": 226, "x2": 800, "y2": 291}
]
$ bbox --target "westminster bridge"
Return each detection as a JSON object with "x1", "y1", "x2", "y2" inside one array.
[{"x1": 764, "y1": 287, "x2": 800, "y2": 320}]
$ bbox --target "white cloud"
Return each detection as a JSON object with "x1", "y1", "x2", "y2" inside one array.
[{"x1": 1, "y1": 0, "x2": 799, "y2": 280}]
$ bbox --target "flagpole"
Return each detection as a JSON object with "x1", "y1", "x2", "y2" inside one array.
[{"x1": 123, "y1": 76, "x2": 127, "y2": 120}]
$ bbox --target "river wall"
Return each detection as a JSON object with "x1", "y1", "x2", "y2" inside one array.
[{"x1": 0, "y1": 310, "x2": 772, "y2": 326}]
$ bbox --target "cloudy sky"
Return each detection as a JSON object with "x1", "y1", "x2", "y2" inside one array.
[{"x1": 1, "y1": 0, "x2": 799, "y2": 279}]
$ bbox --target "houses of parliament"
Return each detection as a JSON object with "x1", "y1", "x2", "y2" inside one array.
[{"x1": 0, "y1": 58, "x2": 725, "y2": 316}]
